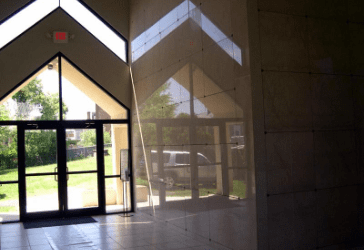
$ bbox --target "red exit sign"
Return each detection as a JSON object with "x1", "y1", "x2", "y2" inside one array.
[{"x1": 53, "y1": 31, "x2": 68, "y2": 43}]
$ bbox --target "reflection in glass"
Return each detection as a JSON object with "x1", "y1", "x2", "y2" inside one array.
[
  {"x1": 66, "y1": 129, "x2": 97, "y2": 172},
  {"x1": 26, "y1": 175, "x2": 59, "y2": 213},
  {"x1": 25, "y1": 130, "x2": 57, "y2": 174},
  {"x1": 131, "y1": 0, "x2": 242, "y2": 65},
  {"x1": 131, "y1": 0, "x2": 253, "y2": 247},
  {"x1": 228, "y1": 123, "x2": 247, "y2": 199},
  {"x1": 0, "y1": 57, "x2": 61, "y2": 121},
  {"x1": 163, "y1": 127, "x2": 189, "y2": 145},
  {"x1": 197, "y1": 145, "x2": 219, "y2": 197},
  {"x1": 61, "y1": 57, "x2": 127, "y2": 120},
  {"x1": 0, "y1": 184, "x2": 19, "y2": 222},
  {"x1": 67, "y1": 173, "x2": 98, "y2": 209},
  {"x1": 0, "y1": 126, "x2": 17, "y2": 181}
]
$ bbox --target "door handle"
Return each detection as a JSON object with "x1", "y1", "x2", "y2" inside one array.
[{"x1": 54, "y1": 167, "x2": 58, "y2": 181}]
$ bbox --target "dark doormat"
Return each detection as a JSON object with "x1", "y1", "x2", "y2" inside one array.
[{"x1": 23, "y1": 217, "x2": 97, "y2": 229}]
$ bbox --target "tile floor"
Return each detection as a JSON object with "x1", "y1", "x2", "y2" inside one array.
[{"x1": 0, "y1": 213, "x2": 231, "y2": 250}]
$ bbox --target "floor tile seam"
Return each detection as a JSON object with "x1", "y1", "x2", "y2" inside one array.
[{"x1": 0, "y1": 237, "x2": 30, "y2": 246}]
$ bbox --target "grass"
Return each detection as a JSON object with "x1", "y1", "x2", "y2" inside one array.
[
  {"x1": 135, "y1": 178, "x2": 246, "y2": 199},
  {"x1": 0, "y1": 206, "x2": 17, "y2": 213},
  {"x1": 0, "y1": 153, "x2": 115, "y2": 202},
  {"x1": 0, "y1": 156, "x2": 246, "y2": 207},
  {"x1": 230, "y1": 180, "x2": 246, "y2": 198}
]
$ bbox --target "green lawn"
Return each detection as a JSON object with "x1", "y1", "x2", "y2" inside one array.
[
  {"x1": 0, "y1": 206, "x2": 17, "y2": 213},
  {"x1": 0, "y1": 153, "x2": 115, "y2": 202},
  {"x1": 135, "y1": 178, "x2": 246, "y2": 199},
  {"x1": 0, "y1": 156, "x2": 246, "y2": 207}
]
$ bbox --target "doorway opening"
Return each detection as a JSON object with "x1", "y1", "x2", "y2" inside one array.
[{"x1": 0, "y1": 52, "x2": 133, "y2": 222}]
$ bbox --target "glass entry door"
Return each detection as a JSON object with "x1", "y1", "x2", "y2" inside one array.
[
  {"x1": 66, "y1": 128, "x2": 99, "y2": 210},
  {"x1": 25, "y1": 129, "x2": 60, "y2": 214},
  {"x1": 22, "y1": 125, "x2": 103, "y2": 220}
]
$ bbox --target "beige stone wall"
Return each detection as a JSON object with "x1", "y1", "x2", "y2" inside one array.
[{"x1": 252, "y1": 0, "x2": 364, "y2": 249}]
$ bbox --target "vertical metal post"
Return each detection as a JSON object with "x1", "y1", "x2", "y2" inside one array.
[
  {"x1": 157, "y1": 123, "x2": 165, "y2": 205},
  {"x1": 220, "y1": 124, "x2": 229, "y2": 196},
  {"x1": 18, "y1": 125, "x2": 26, "y2": 220},
  {"x1": 96, "y1": 125, "x2": 106, "y2": 214},
  {"x1": 58, "y1": 55, "x2": 63, "y2": 121},
  {"x1": 189, "y1": 63, "x2": 199, "y2": 200},
  {"x1": 127, "y1": 109, "x2": 135, "y2": 212},
  {"x1": 57, "y1": 127, "x2": 67, "y2": 214}
]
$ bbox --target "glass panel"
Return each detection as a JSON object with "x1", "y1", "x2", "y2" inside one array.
[
  {"x1": 163, "y1": 145, "x2": 192, "y2": 201},
  {"x1": 135, "y1": 146, "x2": 156, "y2": 210},
  {"x1": 0, "y1": 126, "x2": 18, "y2": 181},
  {"x1": 26, "y1": 175, "x2": 59, "y2": 213},
  {"x1": 67, "y1": 173, "x2": 98, "y2": 209},
  {"x1": 227, "y1": 122, "x2": 248, "y2": 199},
  {"x1": 105, "y1": 178, "x2": 131, "y2": 213},
  {"x1": 104, "y1": 123, "x2": 131, "y2": 213},
  {"x1": 0, "y1": 184, "x2": 19, "y2": 222},
  {"x1": 162, "y1": 127, "x2": 189, "y2": 145},
  {"x1": 0, "y1": 57, "x2": 60, "y2": 121},
  {"x1": 66, "y1": 129, "x2": 97, "y2": 171},
  {"x1": 61, "y1": 57, "x2": 127, "y2": 120},
  {"x1": 194, "y1": 125, "x2": 220, "y2": 197},
  {"x1": 0, "y1": 0, "x2": 59, "y2": 49},
  {"x1": 25, "y1": 130, "x2": 57, "y2": 174},
  {"x1": 104, "y1": 124, "x2": 129, "y2": 176},
  {"x1": 197, "y1": 146, "x2": 219, "y2": 197}
]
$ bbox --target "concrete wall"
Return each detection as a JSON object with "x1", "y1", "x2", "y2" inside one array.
[
  {"x1": 0, "y1": 0, "x2": 30, "y2": 22},
  {"x1": 0, "y1": 0, "x2": 131, "y2": 109},
  {"x1": 83, "y1": 0, "x2": 129, "y2": 39},
  {"x1": 252, "y1": 0, "x2": 364, "y2": 249}
]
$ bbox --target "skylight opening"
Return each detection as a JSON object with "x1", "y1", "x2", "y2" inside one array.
[
  {"x1": 60, "y1": 0, "x2": 127, "y2": 62},
  {"x1": 0, "y1": 0, "x2": 127, "y2": 63},
  {"x1": 131, "y1": 0, "x2": 242, "y2": 65},
  {"x1": 0, "y1": 0, "x2": 58, "y2": 49}
]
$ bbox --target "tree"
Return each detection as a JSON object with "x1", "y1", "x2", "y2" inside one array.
[
  {"x1": 12, "y1": 78, "x2": 68, "y2": 120},
  {"x1": 104, "y1": 131, "x2": 112, "y2": 144},
  {"x1": 0, "y1": 107, "x2": 17, "y2": 170},
  {"x1": 139, "y1": 82, "x2": 174, "y2": 120},
  {"x1": 0, "y1": 78, "x2": 69, "y2": 168},
  {"x1": 25, "y1": 130, "x2": 57, "y2": 167},
  {"x1": 136, "y1": 82, "x2": 175, "y2": 146},
  {"x1": 79, "y1": 130, "x2": 96, "y2": 146},
  {"x1": 0, "y1": 106, "x2": 10, "y2": 121}
]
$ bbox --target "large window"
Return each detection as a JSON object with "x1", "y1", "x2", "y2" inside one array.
[
  {"x1": 0, "y1": 55, "x2": 127, "y2": 122},
  {"x1": 0, "y1": 0, "x2": 127, "y2": 62},
  {"x1": 0, "y1": 53, "x2": 132, "y2": 221}
]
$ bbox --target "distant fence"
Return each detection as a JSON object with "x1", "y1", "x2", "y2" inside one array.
[{"x1": 67, "y1": 144, "x2": 112, "y2": 161}]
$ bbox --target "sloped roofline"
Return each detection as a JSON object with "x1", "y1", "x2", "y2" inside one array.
[{"x1": 0, "y1": 0, "x2": 128, "y2": 63}]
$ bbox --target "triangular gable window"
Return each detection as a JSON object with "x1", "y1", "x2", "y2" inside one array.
[
  {"x1": 0, "y1": 54, "x2": 128, "y2": 121},
  {"x1": 0, "y1": 0, "x2": 127, "y2": 62}
]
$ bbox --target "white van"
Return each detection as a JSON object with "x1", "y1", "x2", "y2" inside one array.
[{"x1": 148, "y1": 150, "x2": 216, "y2": 189}]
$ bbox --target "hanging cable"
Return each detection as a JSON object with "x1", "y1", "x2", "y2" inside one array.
[{"x1": 129, "y1": 66, "x2": 155, "y2": 215}]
